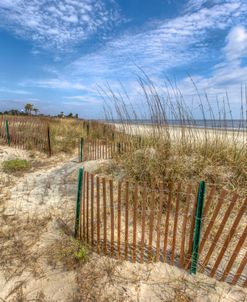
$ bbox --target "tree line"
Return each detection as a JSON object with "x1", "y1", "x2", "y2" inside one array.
[{"x1": 0, "y1": 103, "x2": 79, "y2": 118}]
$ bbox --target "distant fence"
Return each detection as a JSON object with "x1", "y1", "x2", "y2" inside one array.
[
  {"x1": 0, "y1": 117, "x2": 51, "y2": 155},
  {"x1": 81, "y1": 139, "x2": 141, "y2": 161},
  {"x1": 76, "y1": 170, "x2": 247, "y2": 288}
]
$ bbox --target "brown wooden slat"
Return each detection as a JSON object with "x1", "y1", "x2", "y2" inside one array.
[
  {"x1": 220, "y1": 224, "x2": 247, "y2": 281},
  {"x1": 203, "y1": 186, "x2": 216, "y2": 219},
  {"x1": 163, "y1": 183, "x2": 172, "y2": 263},
  {"x1": 231, "y1": 251, "x2": 247, "y2": 285},
  {"x1": 102, "y1": 177, "x2": 107, "y2": 254},
  {"x1": 148, "y1": 185, "x2": 155, "y2": 262},
  {"x1": 180, "y1": 184, "x2": 192, "y2": 267},
  {"x1": 125, "y1": 181, "x2": 129, "y2": 260},
  {"x1": 171, "y1": 182, "x2": 181, "y2": 265},
  {"x1": 132, "y1": 184, "x2": 138, "y2": 262},
  {"x1": 86, "y1": 171, "x2": 89, "y2": 243},
  {"x1": 155, "y1": 182, "x2": 164, "y2": 262},
  {"x1": 117, "y1": 182, "x2": 122, "y2": 258},
  {"x1": 91, "y1": 174, "x2": 94, "y2": 245},
  {"x1": 96, "y1": 176, "x2": 100, "y2": 253},
  {"x1": 210, "y1": 197, "x2": 247, "y2": 277},
  {"x1": 185, "y1": 185, "x2": 198, "y2": 269},
  {"x1": 199, "y1": 189, "x2": 228, "y2": 255},
  {"x1": 140, "y1": 184, "x2": 147, "y2": 263},
  {"x1": 201, "y1": 193, "x2": 238, "y2": 270},
  {"x1": 109, "y1": 179, "x2": 114, "y2": 256}
]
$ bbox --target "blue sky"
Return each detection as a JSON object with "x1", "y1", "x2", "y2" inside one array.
[{"x1": 0, "y1": 0, "x2": 247, "y2": 118}]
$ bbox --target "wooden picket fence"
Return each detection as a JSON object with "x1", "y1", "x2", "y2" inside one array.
[
  {"x1": 77, "y1": 170, "x2": 247, "y2": 288},
  {"x1": 82, "y1": 139, "x2": 137, "y2": 161},
  {"x1": 0, "y1": 116, "x2": 51, "y2": 155}
]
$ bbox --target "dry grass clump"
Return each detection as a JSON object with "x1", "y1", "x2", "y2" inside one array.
[
  {"x1": 46, "y1": 234, "x2": 91, "y2": 271},
  {"x1": 114, "y1": 139, "x2": 246, "y2": 195}
]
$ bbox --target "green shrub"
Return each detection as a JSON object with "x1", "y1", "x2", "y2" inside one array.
[{"x1": 2, "y1": 159, "x2": 31, "y2": 173}]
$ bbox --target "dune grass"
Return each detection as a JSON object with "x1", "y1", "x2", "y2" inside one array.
[{"x1": 100, "y1": 74, "x2": 247, "y2": 196}]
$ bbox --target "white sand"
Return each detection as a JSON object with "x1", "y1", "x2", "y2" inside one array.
[{"x1": 114, "y1": 123, "x2": 247, "y2": 146}]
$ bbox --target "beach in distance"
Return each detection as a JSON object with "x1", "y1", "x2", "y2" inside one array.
[{"x1": 113, "y1": 121, "x2": 247, "y2": 146}]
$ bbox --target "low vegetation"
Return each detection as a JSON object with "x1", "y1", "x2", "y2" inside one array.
[{"x1": 2, "y1": 158, "x2": 31, "y2": 173}]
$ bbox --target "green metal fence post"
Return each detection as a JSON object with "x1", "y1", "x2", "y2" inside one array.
[
  {"x1": 79, "y1": 137, "x2": 84, "y2": 162},
  {"x1": 190, "y1": 180, "x2": 206, "y2": 274},
  {"x1": 75, "y1": 168, "x2": 83, "y2": 238},
  {"x1": 5, "y1": 119, "x2": 10, "y2": 146}
]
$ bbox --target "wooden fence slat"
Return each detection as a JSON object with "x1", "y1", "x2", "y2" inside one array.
[
  {"x1": 210, "y1": 197, "x2": 247, "y2": 277},
  {"x1": 199, "y1": 189, "x2": 227, "y2": 255},
  {"x1": 86, "y1": 172, "x2": 89, "y2": 243},
  {"x1": 163, "y1": 183, "x2": 172, "y2": 263},
  {"x1": 203, "y1": 186, "x2": 216, "y2": 219},
  {"x1": 109, "y1": 179, "x2": 114, "y2": 256},
  {"x1": 148, "y1": 186, "x2": 155, "y2": 262},
  {"x1": 125, "y1": 181, "x2": 129, "y2": 260},
  {"x1": 231, "y1": 251, "x2": 247, "y2": 285},
  {"x1": 132, "y1": 184, "x2": 138, "y2": 262},
  {"x1": 171, "y1": 182, "x2": 181, "y2": 265},
  {"x1": 201, "y1": 193, "x2": 238, "y2": 270},
  {"x1": 185, "y1": 186, "x2": 198, "y2": 269},
  {"x1": 91, "y1": 174, "x2": 94, "y2": 245},
  {"x1": 117, "y1": 182, "x2": 122, "y2": 258},
  {"x1": 103, "y1": 177, "x2": 107, "y2": 255},
  {"x1": 140, "y1": 184, "x2": 147, "y2": 263},
  {"x1": 180, "y1": 184, "x2": 192, "y2": 267},
  {"x1": 96, "y1": 176, "x2": 100, "y2": 253},
  {"x1": 220, "y1": 224, "x2": 247, "y2": 281},
  {"x1": 155, "y1": 182, "x2": 164, "y2": 262}
]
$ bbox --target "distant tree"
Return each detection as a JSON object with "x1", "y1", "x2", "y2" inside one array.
[
  {"x1": 33, "y1": 108, "x2": 39, "y2": 115},
  {"x1": 24, "y1": 103, "x2": 34, "y2": 115},
  {"x1": 75, "y1": 113, "x2": 78, "y2": 118},
  {"x1": 67, "y1": 113, "x2": 73, "y2": 118},
  {"x1": 58, "y1": 111, "x2": 64, "y2": 118}
]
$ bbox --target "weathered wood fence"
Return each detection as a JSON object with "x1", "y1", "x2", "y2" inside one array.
[
  {"x1": 0, "y1": 117, "x2": 51, "y2": 155},
  {"x1": 77, "y1": 170, "x2": 247, "y2": 288},
  {"x1": 81, "y1": 139, "x2": 141, "y2": 161}
]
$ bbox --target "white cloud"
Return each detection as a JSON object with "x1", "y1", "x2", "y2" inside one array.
[
  {"x1": 0, "y1": 0, "x2": 120, "y2": 51},
  {"x1": 224, "y1": 26, "x2": 247, "y2": 62}
]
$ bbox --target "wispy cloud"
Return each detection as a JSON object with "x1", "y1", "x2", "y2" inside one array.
[
  {"x1": 21, "y1": 79, "x2": 89, "y2": 91},
  {"x1": 0, "y1": 0, "x2": 120, "y2": 51},
  {"x1": 70, "y1": 0, "x2": 247, "y2": 79},
  {"x1": 0, "y1": 87, "x2": 32, "y2": 95}
]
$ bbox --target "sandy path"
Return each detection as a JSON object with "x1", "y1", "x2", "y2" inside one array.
[{"x1": 0, "y1": 151, "x2": 83, "y2": 301}]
